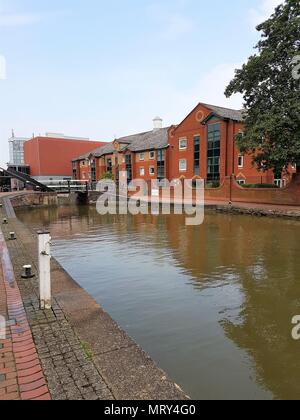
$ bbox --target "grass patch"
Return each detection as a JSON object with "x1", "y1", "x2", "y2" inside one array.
[{"x1": 80, "y1": 341, "x2": 93, "y2": 361}]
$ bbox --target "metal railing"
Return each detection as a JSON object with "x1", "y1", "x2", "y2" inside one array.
[{"x1": 43, "y1": 180, "x2": 89, "y2": 193}]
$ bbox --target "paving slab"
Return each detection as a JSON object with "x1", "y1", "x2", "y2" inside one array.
[{"x1": 94, "y1": 345, "x2": 188, "y2": 400}]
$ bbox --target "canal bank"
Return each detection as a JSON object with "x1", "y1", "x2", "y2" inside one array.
[{"x1": 0, "y1": 193, "x2": 189, "y2": 400}]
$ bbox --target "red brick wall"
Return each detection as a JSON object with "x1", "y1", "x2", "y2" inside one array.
[
  {"x1": 203, "y1": 174, "x2": 300, "y2": 206},
  {"x1": 24, "y1": 137, "x2": 105, "y2": 177},
  {"x1": 134, "y1": 151, "x2": 158, "y2": 182},
  {"x1": 168, "y1": 103, "x2": 275, "y2": 184}
]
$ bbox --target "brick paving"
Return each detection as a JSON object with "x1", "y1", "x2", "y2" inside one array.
[
  {"x1": 0, "y1": 229, "x2": 51, "y2": 400},
  {"x1": 0, "y1": 205, "x2": 114, "y2": 401}
]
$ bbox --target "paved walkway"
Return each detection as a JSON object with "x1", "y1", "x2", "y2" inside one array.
[
  {"x1": 129, "y1": 194, "x2": 300, "y2": 217},
  {"x1": 0, "y1": 228, "x2": 51, "y2": 400},
  {"x1": 0, "y1": 218, "x2": 114, "y2": 400}
]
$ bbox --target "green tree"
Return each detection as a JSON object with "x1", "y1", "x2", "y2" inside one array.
[{"x1": 225, "y1": 0, "x2": 300, "y2": 174}]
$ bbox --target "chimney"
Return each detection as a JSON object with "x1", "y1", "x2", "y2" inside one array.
[{"x1": 153, "y1": 116, "x2": 163, "y2": 131}]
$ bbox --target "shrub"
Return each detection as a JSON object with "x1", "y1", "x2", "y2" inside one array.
[
  {"x1": 101, "y1": 172, "x2": 114, "y2": 181},
  {"x1": 206, "y1": 181, "x2": 220, "y2": 189},
  {"x1": 242, "y1": 183, "x2": 279, "y2": 189}
]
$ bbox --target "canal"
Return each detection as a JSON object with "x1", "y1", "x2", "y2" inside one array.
[{"x1": 16, "y1": 205, "x2": 300, "y2": 400}]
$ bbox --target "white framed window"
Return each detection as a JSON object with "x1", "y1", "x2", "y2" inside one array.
[
  {"x1": 149, "y1": 151, "x2": 155, "y2": 160},
  {"x1": 139, "y1": 153, "x2": 145, "y2": 161},
  {"x1": 238, "y1": 155, "x2": 244, "y2": 168},
  {"x1": 179, "y1": 159, "x2": 187, "y2": 172},
  {"x1": 149, "y1": 166, "x2": 155, "y2": 176},
  {"x1": 179, "y1": 138, "x2": 187, "y2": 150},
  {"x1": 237, "y1": 179, "x2": 246, "y2": 185},
  {"x1": 274, "y1": 179, "x2": 287, "y2": 188},
  {"x1": 140, "y1": 167, "x2": 145, "y2": 176}
]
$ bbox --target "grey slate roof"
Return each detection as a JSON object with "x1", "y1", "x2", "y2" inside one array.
[
  {"x1": 73, "y1": 103, "x2": 244, "y2": 162},
  {"x1": 122, "y1": 127, "x2": 170, "y2": 152},
  {"x1": 201, "y1": 103, "x2": 245, "y2": 122},
  {"x1": 73, "y1": 127, "x2": 170, "y2": 160},
  {"x1": 93, "y1": 143, "x2": 115, "y2": 158}
]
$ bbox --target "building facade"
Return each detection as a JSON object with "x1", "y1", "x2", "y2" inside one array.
[
  {"x1": 8, "y1": 134, "x2": 29, "y2": 166},
  {"x1": 24, "y1": 134, "x2": 106, "y2": 183},
  {"x1": 72, "y1": 103, "x2": 293, "y2": 188},
  {"x1": 8, "y1": 134, "x2": 30, "y2": 190},
  {"x1": 168, "y1": 103, "x2": 276, "y2": 186},
  {"x1": 73, "y1": 118, "x2": 170, "y2": 186}
]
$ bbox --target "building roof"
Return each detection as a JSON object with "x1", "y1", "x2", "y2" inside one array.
[
  {"x1": 200, "y1": 103, "x2": 245, "y2": 122},
  {"x1": 93, "y1": 143, "x2": 115, "y2": 158},
  {"x1": 72, "y1": 102, "x2": 244, "y2": 162},
  {"x1": 72, "y1": 143, "x2": 114, "y2": 161},
  {"x1": 119, "y1": 127, "x2": 170, "y2": 152},
  {"x1": 73, "y1": 127, "x2": 170, "y2": 161}
]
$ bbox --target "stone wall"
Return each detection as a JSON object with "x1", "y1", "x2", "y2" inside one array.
[{"x1": 9, "y1": 193, "x2": 58, "y2": 209}]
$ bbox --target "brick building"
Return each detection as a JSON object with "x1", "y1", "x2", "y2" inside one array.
[
  {"x1": 72, "y1": 103, "x2": 294, "y2": 187},
  {"x1": 168, "y1": 102, "x2": 276, "y2": 186},
  {"x1": 73, "y1": 117, "x2": 170, "y2": 184},
  {"x1": 24, "y1": 134, "x2": 106, "y2": 183}
]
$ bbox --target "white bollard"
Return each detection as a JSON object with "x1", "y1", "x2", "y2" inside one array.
[
  {"x1": 0, "y1": 315, "x2": 6, "y2": 340},
  {"x1": 38, "y1": 230, "x2": 52, "y2": 310}
]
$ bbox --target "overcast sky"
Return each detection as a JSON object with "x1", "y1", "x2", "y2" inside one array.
[{"x1": 0, "y1": 0, "x2": 282, "y2": 167}]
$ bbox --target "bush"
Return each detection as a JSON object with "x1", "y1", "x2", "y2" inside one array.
[
  {"x1": 242, "y1": 183, "x2": 278, "y2": 189},
  {"x1": 206, "y1": 181, "x2": 220, "y2": 189},
  {"x1": 101, "y1": 172, "x2": 114, "y2": 181}
]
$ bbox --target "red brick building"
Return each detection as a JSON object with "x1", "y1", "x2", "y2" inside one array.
[
  {"x1": 24, "y1": 134, "x2": 106, "y2": 182},
  {"x1": 72, "y1": 103, "x2": 294, "y2": 187},
  {"x1": 73, "y1": 118, "x2": 170, "y2": 184},
  {"x1": 168, "y1": 103, "x2": 276, "y2": 186}
]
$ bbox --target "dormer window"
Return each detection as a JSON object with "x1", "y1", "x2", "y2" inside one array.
[{"x1": 149, "y1": 151, "x2": 155, "y2": 160}]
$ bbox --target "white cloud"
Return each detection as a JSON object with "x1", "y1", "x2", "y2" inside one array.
[
  {"x1": 249, "y1": 0, "x2": 282, "y2": 27},
  {"x1": 147, "y1": 1, "x2": 195, "y2": 41},
  {"x1": 105, "y1": 61, "x2": 243, "y2": 138},
  {"x1": 0, "y1": 13, "x2": 41, "y2": 27},
  {"x1": 162, "y1": 14, "x2": 195, "y2": 41}
]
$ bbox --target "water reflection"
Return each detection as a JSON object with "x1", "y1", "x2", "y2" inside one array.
[{"x1": 17, "y1": 205, "x2": 300, "y2": 400}]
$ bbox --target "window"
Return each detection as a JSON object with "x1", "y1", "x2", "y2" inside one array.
[
  {"x1": 149, "y1": 151, "x2": 155, "y2": 160},
  {"x1": 149, "y1": 167, "x2": 155, "y2": 176},
  {"x1": 125, "y1": 155, "x2": 132, "y2": 182},
  {"x1": 157, "y1": 149, "x2": 165, "y2": 180},
  {"x1": 274, "y1": 179, "x2": 286, "y2": 188},
  {"x1": 179, "y1": 159, "x2": 187, "y2": 172},
  {"x1": 207, "y1": 124, "x2": 221, "y2": 181},
  {"x1": 91, "y1": 160, "x2": 96, "y2": 182},
  {"x1": 237, "y1": 179, "x2": 246, "y2": 185},
  {"x1": 140, "y1": 167, "x2": 145, "y2": 177},
  {"x1": 106, "y1": 158, "x2": 113, "y2": 173},
  {"x1": 179, "y1": 138, "x2": 187, "y2": 150},
  {"x1": 194, "y1": 136, "x2": 200, "y2": 176},
  {"x1": 238, "y1": 155, "x2": 244, "y2": 168},
  {"x1": 139, "y1": 153, "x2": 145, "y2": 161}
]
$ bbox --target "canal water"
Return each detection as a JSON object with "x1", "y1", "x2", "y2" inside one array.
[{"x1": 16, "y1": 205, "x2": 300, "y2": 400}]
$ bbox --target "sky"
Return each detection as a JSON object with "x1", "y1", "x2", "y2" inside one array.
[{"x1": 0, "y1": 0, "x2": 282, "y2": 167}]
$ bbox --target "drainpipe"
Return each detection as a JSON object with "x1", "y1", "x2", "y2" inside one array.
[
  {"x1": 232, "y1": 121, "x2": 236, "y2": 175},
  {"x1": 225, "y1": 119, "x2": 229, "y2": 177}
]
